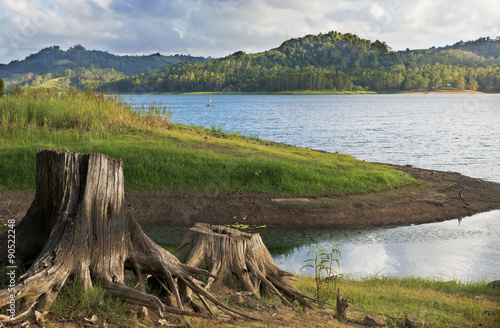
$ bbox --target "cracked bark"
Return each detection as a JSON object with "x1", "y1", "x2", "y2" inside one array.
[{"x1": 176, "y1": 223, "x2": 317, "y2": 308}]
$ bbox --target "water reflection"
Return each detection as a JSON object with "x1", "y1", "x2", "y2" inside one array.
[
  {"x1": 141, "y1": 210, "x2": 500, "y2": 281},
  {"x1": 273, "y1": 210, "x2": 500, "y2": 281}
]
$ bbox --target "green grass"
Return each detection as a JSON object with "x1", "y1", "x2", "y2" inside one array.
[
  {"x1": 294, "y1": 275, "x2": 500, "y2": 327},
  {"x1": 49, "y1": 278, "x2": 146, "y2": 328},
  {"x1": 0, "y1": 87, "x2": 417, "y2": 194}
]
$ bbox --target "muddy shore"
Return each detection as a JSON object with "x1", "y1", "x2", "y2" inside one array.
[{"x1": 2, "y1": 164, "x2": 500, "y2": 227}]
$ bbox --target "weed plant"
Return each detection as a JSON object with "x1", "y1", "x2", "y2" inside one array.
[{"x1": 301, "y1": 239, "x2": 343, "y2": 305}]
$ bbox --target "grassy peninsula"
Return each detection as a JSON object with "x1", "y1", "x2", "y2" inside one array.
[{"x1": 0, "y1": 88, "x2": 415, "y2": 194}]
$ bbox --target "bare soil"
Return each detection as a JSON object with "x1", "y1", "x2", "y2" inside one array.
[{"x1": 2, "y1": 164, "x2": 500, "y2": 227}]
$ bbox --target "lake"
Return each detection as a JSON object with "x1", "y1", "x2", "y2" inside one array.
[{"x1": 122, "y1": 93, "x2": 500, "y2": 281}]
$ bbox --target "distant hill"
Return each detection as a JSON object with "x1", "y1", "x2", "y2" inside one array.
[
  {"x1": 436, "y1": 37, "x2": 500, "y2": 59},
  {"x1": 101, "y1": 31, "x2": 500, "y2": 93},
  {"x1": 401, "y1": 36, "x2": 500, "y2": 66},
  {"x1": 0, "y1": 45, "x2": 204, "y2": 89}
]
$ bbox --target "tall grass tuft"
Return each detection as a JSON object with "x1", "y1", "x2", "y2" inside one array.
[{"x1": 0, "y1": 88, "x2": 171, "y2": 134}]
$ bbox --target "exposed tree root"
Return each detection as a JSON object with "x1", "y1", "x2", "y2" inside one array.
[
  {"x1": 0, "y1": 149, "x2": 258, "y2": 324},
  {"x1": 176, "y1": 223, "x2": 319, "y2": 308}
]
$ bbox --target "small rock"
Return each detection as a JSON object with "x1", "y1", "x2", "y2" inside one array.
[
  {"x1": 405, "y1": 315, "x2": 422, "y2": 328},
  {"x1": 363, "y1": 315, "x2": 385, "y2": 327},
  {"x1": 83, "y1": 314, "x2": 98, "y2": 325},
  {"x1": 34, "y1": 310, "x2": 43, "y2": 322},
  {"x1": 486, "y1": 280, "x2": 500, "y2": 288},
  {"x1": 240, "y1": 291, "x2": 254, "y2": 296},
  {"x1": 158, "y1": 318, "x2": 170, "y2": 326}
]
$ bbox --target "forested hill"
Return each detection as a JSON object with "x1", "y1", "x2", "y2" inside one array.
[
  {"x1": 0, "y1": 45, "x2": 203, "y2": 89},
  {"x1": 101, "y1": 31, "x2": 500, "y2": 93},
  {"x1": 434, "y1": 37, "x2": 500, "y2": 59}
]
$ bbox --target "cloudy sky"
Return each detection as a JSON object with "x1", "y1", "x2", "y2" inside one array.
[{"x1": 1, "y1": 0, "x2": 499, "y2": 64}]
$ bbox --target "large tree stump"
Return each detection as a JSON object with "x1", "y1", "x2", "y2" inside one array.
[
  {"x1": 175, "y1": 223, "x2": 316, "y2": 308},
  {"x1": 0, "y1": 149, "x2": 256, "y2": 323}
]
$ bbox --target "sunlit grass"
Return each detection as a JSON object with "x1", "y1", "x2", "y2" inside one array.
[
  {"x1": 0, "y1": 87, "x2": 171, "y2": 134},
  {"x1": 0, "y1": 87, "x2": 418, "y2": 194},
  {"x1": 294, "y1": 275, "x2": 500, "y2": 327},
  {"x1": 50, "y1": 278, "x2": 142, "y2": 328}
]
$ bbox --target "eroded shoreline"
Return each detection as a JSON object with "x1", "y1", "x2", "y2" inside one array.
[{"x1": 2, "y1": 163, "x2": 500, "y2": 227}]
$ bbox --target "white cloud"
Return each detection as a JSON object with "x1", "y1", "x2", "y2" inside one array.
[
  {"x1": 173, "y1": 27, "x2": 184, "y2": 39},
  {"x1": 0, "y1": 0, "x2": 499, "y2": 63}
]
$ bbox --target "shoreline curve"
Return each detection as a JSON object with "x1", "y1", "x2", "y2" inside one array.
[{"x1": 2, "y1": 164, "x2": 500, "y2": 228}]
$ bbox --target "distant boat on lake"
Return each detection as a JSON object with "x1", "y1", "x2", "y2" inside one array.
[{"x1": 205, "y1": 93, "x2": 215, "y2": 107}]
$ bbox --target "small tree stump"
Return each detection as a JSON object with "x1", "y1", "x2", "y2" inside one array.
[
  {"x1": 336, "y1": 288, "x2": 349, "y2": 320},
  {"x1": 0, "y1": 149, "x2": 256, "y2": 323},
  {"x1": 176, "y1": 223, "x2": 315, "y2": 308}
]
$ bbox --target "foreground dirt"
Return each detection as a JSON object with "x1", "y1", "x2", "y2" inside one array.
[
  {"x1": 1, "y1": 164, "x2": 499, "y2": 328},
  {"x1": 18, "y1": 290, "x2": 365, "y2": 328},
  {"x1": 2, "y1": 164, "x2": 500, "y2": 227}
]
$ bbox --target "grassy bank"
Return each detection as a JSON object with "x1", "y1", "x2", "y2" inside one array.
[
  {"x1": 294, "y1": 275, "x2": 500, "y2": 328},
  {"x1": 0, "y1": 88, "x2": 416, "y2": 194}
]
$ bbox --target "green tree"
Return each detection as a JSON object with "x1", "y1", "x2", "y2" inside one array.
[
  {"x1": 0, "y1": 78, "x2": 4, "y2": 97},
  {"x1": 468, "y1": 77, "x2": 479, "y2": 90},
  {"x1": 32, "y1": 75, "x2": 43, "y2": 87},
  {"x1": 457, "y1": 75, "x2": 466, "y2": 89}
]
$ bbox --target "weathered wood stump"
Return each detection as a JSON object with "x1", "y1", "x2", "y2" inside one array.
[
  {"x1": 336, "y1": 288, "x2": 349, "y2": 320},
  {"x1": 0, "y1": 149, "x2": 255, "y2": 323},
  {"x1": 175, "y1": 223, "x2": 316, "y2": 308}
]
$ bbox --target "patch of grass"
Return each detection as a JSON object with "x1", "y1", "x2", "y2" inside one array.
[
  {"x1": 0, "y1": 87, "x2": 170, "y2": 134},
  {"x1": 291, "y1": 275, "x2": 500, "y2": 327},
  {"x1": 49, "y1": 279, "x2": 137, "y2": 327},
  {"x1": 0, "y1": 87, "x2": 418, "y2": 195}
]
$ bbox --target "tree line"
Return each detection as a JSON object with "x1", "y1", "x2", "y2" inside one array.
[{"x1": 101, "y1": 31, "x2": 500, "y2": 93}]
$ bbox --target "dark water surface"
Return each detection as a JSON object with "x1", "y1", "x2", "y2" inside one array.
[{"x1": 123, "y1": 94, "x2": 500, "y2": 281}]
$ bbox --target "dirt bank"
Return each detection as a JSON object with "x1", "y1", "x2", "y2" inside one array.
[{"x1": 2, "y1": 164, "x2": 500, "y2": 227}]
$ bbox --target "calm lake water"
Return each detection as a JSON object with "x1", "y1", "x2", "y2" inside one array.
[{"x1": 123, "y1": 94, "x2": 500, "y2": 281}]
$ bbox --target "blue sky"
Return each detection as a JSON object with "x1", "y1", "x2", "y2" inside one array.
[{"x1": 1, "y1": 0, "x2": 499, "y2": 64}]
